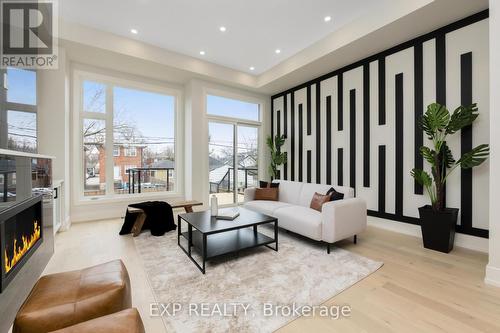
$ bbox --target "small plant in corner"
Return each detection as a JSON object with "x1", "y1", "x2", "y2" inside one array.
[
  {"x1": 411, "y1": 102, "x2": 489, "y2": 253},
  {"x1": 266, "y1": 134, "x2": 287, "y2": 180}
]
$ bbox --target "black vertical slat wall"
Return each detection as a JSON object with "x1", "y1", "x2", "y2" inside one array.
[{"x1": 270, "y1": 11, "x2": 489, "y2": 238}]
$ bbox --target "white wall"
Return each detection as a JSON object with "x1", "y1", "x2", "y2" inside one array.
[
  {"x1": 486, "y1": 0, "x2": 500, "y2": 287},
  {"x1": 38, "y1": 47, "x2": 71, "y2": 228}
]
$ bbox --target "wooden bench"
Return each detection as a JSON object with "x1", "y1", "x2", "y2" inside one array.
[{"x1": 128, "y1": 201, "x2": 203, "y2": 237}]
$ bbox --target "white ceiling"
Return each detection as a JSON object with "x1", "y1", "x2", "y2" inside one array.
[{"x1": 59, "y1": 0, "x2": 392, "y2": 75}]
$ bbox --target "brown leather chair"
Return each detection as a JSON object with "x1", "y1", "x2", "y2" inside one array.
[
  {"x1": 48, "y1": 308, "x2": 145, "y2": 333},
  {"x1": 14, "y1": 260, "x2": 131, "y2": 333}
]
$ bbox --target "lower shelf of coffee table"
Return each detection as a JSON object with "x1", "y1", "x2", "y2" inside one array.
[{"x1": 181, "y1": 228, "x2": 275, "y2": 259}]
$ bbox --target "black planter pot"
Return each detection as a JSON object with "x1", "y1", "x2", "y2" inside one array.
[{"x1": 418, "y1": 205, "x2": 459, "y2": 253}]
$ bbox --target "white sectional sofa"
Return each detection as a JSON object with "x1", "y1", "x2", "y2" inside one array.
[{"x1": 243, "y1": 180, "x2": 367, "y2": 253}]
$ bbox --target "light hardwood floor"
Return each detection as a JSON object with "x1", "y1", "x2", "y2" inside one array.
[{"x1": 44, "y1": 217, "x2": 500, "y2": 333}]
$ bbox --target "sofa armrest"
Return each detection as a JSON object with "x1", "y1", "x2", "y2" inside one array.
[
  {"x1": 243, "y1": 187, "x2": 257, "y2": 202},
  {"x1": 321, "y1": 198, "x2": 367, "y2": 243}
]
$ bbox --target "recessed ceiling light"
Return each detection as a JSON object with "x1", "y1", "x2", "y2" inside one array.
[
  {"x1": 199, "y1": 50, "x2": 206, "y2": 55},
  {"x1": 275, "y1": 49, "x2": 281, "y2": 54},
  {"x1": 324, "y1": 16, "x2": 332, "y2": 22},
  {"x1": 130, "y1": 28, "x2": 138, "y2": 34},
  {"x1": 249, "y1": 66, "x2": 255, "y2": 71},
  {"x1": 219, "y1": 26, "x2": 227, "y2": 32}
]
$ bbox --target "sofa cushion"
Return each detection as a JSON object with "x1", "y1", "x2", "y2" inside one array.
[
  {"x1": 271, "y1": 180, "x2": 303, "y2": 205},
  {"x1": 273, "y1": 205, "x2": 322, "y2": 241},
  {"x1": 244, "y1": 200, "x2": 292, "y2": 216}
]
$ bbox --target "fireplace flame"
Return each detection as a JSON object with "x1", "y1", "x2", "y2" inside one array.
[{"x1": 4, "y1": 221, "x2": 41, "y2": 274}]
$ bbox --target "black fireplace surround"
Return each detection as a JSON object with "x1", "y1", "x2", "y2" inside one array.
[{"x1": 0, "y1": 195, "x2": 43, "y2": 293}]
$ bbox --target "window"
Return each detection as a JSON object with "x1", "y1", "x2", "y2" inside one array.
[
  {"x1": 124, "y1": 147, "x2": 137, "y2": 157},
  {"x1": 207, "y1": 94, "x2": 261, "y2": 206},
  {"x1": 7, "y1": 68, "x2": 37, "y2": 105},
  {"x1": 1, "y1": 68, "x2": 38, "y2": 153},
  {"x1": 78, "y1": 73, "x2": 177, "y2": 198},
  {"x1": 7, "y1": 110, "x2": 37, "y2": 152},
  {"x1": 83, "y1": 119, "x2": 106, "y2": 196},
  {"x1": 83, "y1": 81, "x2": 106, "y2": 113},
  {"x1": 207, "y1": 94, "x2": 260, "y2": 121},
  {"x1": 113, "y1": 166, "x2": 121, "y2": 180}
]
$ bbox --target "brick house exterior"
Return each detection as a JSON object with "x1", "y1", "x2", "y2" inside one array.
[{"x1": 98, "y1": 145, "x2": 144, "y2": 184}]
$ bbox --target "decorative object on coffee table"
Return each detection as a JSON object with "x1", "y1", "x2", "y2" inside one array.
[
  {"x1": 215, "y1": 207, "x2": 240, "y2": 220},
  {"x1": 411, "y1": 102, "x2": 489, "y2": 253},
  {"x1": 210, "y1": 195, "x2": 218, "y2": 216},
  {"x1": 177, "y1": 208, "x2": 278, "y2": 274}
]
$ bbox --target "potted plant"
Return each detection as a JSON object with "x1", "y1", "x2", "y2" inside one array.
[
  {"x1": 411, "y1": 103, "x2": 489, "y2": 253},
  {"x1": 266, "y1": 134, "x2": 287, "y2": 180}
]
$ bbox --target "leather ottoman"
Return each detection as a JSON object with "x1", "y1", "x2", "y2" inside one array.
[
  {"x1": 48, "y1": 308, "x2": 145, "y2": 333},
  {"x1": 14, "y1": 260, "x2": 131, "y2": 333}
]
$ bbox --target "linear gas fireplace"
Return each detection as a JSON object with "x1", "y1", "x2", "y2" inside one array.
[{"x1": 0, "y1": 195, "x2": 43, "y2": 292}]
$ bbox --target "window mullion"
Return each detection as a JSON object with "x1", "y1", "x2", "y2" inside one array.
[
  {"x1": 0, "y1": 69, "x2": 7, "y2": 148},
  {"x1": 81, "y1": 111, "x2": 107, "y2": 120},
  {"x1": 233, "y1": 123, "x2": 238, "y2": 204},
  {"x1": 5, "y1": 102, "x2": 36, "y2": 113},
  {"x1": 105, "y1": 84, "x2": 114, "y2": 195}
]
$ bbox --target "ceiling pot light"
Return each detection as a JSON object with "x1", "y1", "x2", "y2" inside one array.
[
  {"x1": 249, "y1": 67, "x2": 255, "y2": 71},
  {"x1": 275, "y1": 49, "x2": 281, "y2": 54},
  {"x1": 130, "y1": 28, "x2": 138, "y2": 34},
  {"x1": 219, "y1": 26, "x2": 227, "y2": 32},
  {"x1": 199, "y1": 51, "x2": 206, "y2": 55},
  {"x1": 324, "y1": 16, "x2": 332, "y2": 22}
]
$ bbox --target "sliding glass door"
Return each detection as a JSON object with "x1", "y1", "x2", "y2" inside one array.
[
  {"x1": 206, "y1": 93, "x2": 261, "y2": 206},
  {"x1": 208, "y1": 122, "x2": 259, "y2": 206},
  {"x1": 209, "y1": 122, "x2": 235, "y2": 205},
  {"x1": 236, "y1": 125, "x2": 258, "y2": 203}
]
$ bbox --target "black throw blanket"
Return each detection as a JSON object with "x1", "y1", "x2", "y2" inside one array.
[{"x1": 120, "y1": 201, "x2": 176, "y2": 236}]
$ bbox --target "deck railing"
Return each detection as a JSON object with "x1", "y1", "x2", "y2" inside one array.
[
  {"x1": 126, "y1": 167, "x2": 175, "y2": 194},
  {"x1": 209, "y1": 167, "x2": 258, "y2": 194}
]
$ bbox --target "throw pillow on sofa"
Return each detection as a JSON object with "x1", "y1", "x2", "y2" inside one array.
[
  {"x1": 310, "y1": 192, "x2": 331, "y2": 211},
  {"x1": 255, "y1": 187, "x2": 279, "y2": 201},
  {"x1": 327, "y1": 187, "x2": 344, "y2": 201}
]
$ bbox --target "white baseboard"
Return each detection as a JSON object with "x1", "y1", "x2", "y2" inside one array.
[
  {"x1": 367, "y1": 216, "x2": 489, "y2": 253},
  {"x1": 485, "y1": 265, "x2": 500, "y2": 287}
]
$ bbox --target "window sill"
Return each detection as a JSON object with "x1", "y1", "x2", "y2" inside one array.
[{"x1": 74, "y1": 191, "x2": 184, "y2": 206}]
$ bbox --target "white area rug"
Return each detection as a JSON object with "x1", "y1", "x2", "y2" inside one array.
[{"x1": 134, "y1": 227, "x2": 382, "y2": 333}]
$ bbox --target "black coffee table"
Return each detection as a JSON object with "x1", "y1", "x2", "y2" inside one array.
[{"x1": 177, "y1": 207, "x2": 278, "y2": 274}]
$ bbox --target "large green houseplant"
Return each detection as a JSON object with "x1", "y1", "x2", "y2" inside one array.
[
  {"x1": 266, "y1": 134, "x2": 287, "y2": 180},
  {"x1": 411, "y1": 102, "x2": 489, "y2": 253}
]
